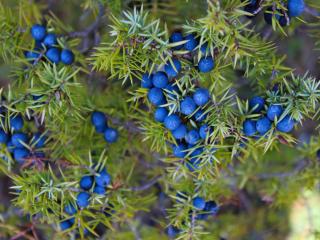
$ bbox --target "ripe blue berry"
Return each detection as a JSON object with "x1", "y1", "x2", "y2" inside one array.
[
  {"x1": 60, "y1": 49, "x2": 75, "y2": 65},
  {"x1": 30, "y1": 24, "x2": 46, "y2": 41},
  {"x1": 76, "y1": 192, "x2": 91, "y2": 208},
  {"x1": 11, "y1": 133, "x2": 28, "y2": 148},
  {"x1": 141, "y1": 73, "x2": 153, "y2": 88},
  {"x1": 184, "y1": 34, "x2": 198, "y2": 51},
  {"x1": 32, "y1": 132, "x2": 46, "y2": 148},
  {"x1": 194, "y1": 109, "x2": 207, "y2": 122},
  {"x1": 104, "y1": 128, "x2": 118, "y2": 143},
  {"x1": 288, "y1": 0, "x2": 305, "y2": 17},
  {"x1": 60, "y1": 219, "x2": 72, "y2": 231},
  {"x1": 164, "y1": 59, "x2": 181, "y2": 78},
  {"x1": 80, "y1": 176, "x2": 94, "y2": 190},
  {"x1": 91, "y1": 111, "x2": 106, "y2": 127},
  {"x1": 169, "y1": 32, "x2": 184, "y2": 50},
  {"x1": 95, "y1": 124, "x2": 107, "y2": 133},
  {"x1": 164, "y1": 114, "x2": 181, "y2": 131},
  {"x1": 243, "y1": 119, "x2": 256, "y2": 136},
  {"x1": 276, "y1": 115, "x2": 295, "y2": 133},
  {"x1": 267, "y1": 104, "x2": 283, "y2": 121},
  {"x1": 95, "y1": 169, "x2": 111, "y2": 187},
  {"x1": 25, "y1": 50, "x2": 40, "y2": 60},
  {"x1": 198, "y1": 56, "x2": 215, "y2": 73},
  {"x1": 43, "y1": 33, "x2": 57, "y2": 47},
  {"x1": 256, "y1": 116, "x2": 272, "y2": 134},
  {"x1": 93, "y1": 185, "x2": 106, "y2": 195},
  {"x1": 64, "y1": 203, "x2": 77, "y2": 215},
  {"x1": 200, "y1": 42, "x2": 209, "y2": 54},
  {"x1": 172, "y1": 124, "x2": 187, "y2": 140},
  {"x1": 204, "y1": 200, "x2": 219, "y2": 215},
  {"x1": 10, "y1": 114, "x2": 24, "y2": 131},
  {"x1": 249, "y1": 96, "x2": 265, "y2": 113},
  {"x1": 180, "y1": 97, "x2": 197, "y2": 115},
  {"x1": 13, "y1": 148, "x2": 29, "y2": 163},
  {"x1": 45, "y1": 47, "x2": 60, "y2": 64},
  {"x1": 317, "y1": 149, "x2": 320, "y2": 159},
  {"x1": 166, "y1": 225, "x2": 180, "y2": 238},
  {"x1": 186, "y1": 158, "x2": 201, "y2": 171},
  {"x1": 147, "y1": 88, "x2": 165, "y2": 106},
  {"x1": 7, "y1": 140, "x2": 14, "y2": 153},
  {"x1": 199, "y1": 124, "x2": 212, "y2": 139},
  {"x1": 154, "y1": 107, "x2": 168, "y2": 123},
  {"x1": 193, "y1": 88, "x2": 210, "y2": 106},
  {"x1": 192, "y1": 196, "x2": 206, "y2": 210},
  {"x1": 185, "y1": 129, "x2": 200, "y2": 145},
  {"x1": 152, "y1": 71, "x2": 169, "y2": 88},
  {"x1": 0, "y1": 130, "x2": 8, "y2": 144},
  {"x1": 172, "y1": 143, "x2": 187, "y2": 158}
]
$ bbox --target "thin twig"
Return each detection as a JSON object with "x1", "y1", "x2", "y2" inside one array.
[{"x1": 129, "y1": 175, "x2": 162, "y2": 191}]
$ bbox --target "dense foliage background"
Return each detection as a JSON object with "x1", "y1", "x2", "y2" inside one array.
[{"x1": 0, "y1": 0, "x2": 319, "y2": 239}]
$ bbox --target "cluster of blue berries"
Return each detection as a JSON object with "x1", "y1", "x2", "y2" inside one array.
[
  {"x1": 243, "y1": 96, "x2": 295, "y2": 137},
  {"x1": 0, "y1": 112, "x2": 47, "y2": 164},
  {"x1": 167, "y1": 194, "x2": 219, "y2": 238},
  {"x1": 91, "y1": 111, "x2": 119, "y2": 143},
  {"x1": 141, "y1": 32, "x2": 217, "y2": 172},
  {"x1": 244, "y1": 0, "x2": 305, "y2": 26},
  {"x1": 60, "y1": 167, "x2": 111, "y2": 232},
  {"x1": 144, "y1": 76, "x2": 213, "y2": 171},
  {"x1": 169, "y1": 31, "x2": 215, "y2": 73},
  {"x1": 25, "y1": 24, "x2": 74, "y2": 65}
]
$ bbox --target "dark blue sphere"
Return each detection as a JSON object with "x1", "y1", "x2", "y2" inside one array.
[
  {"x1": 60, "y1": 49, "x2": 74, "y2": 65},
  {"x1": 6, "y1": 140, "x2": 14, "y2": 153},
  {"x1": 91, "y1": 111, "x2": 106, "y2": 127},
  {"x1": 194, "y1": 109, "x2": 207, "y2": 122},
  {"x1": 104, "y1": 128, "x2": 118, "y2": 143},
  {"x1": 147, "y1": 88, "x2": 165, "y2": 106},
  {"x1": 93, "y1": 185, "x2": 106, "y2": 195},
  {"x1": 200, "y1": 42, "x2": 209, "y2": 54},
  {"x1": 172, "y1": 143, "x2": 187, "y2": 158},
  {"x1": 169, "y1": 32, "x2": 184, "y2": 50},
  {"x1": 64, "y1": 203, "x2": 77, "y2": 215},
  {"x1": 180, "y1": 96, "x2": 197, "y2": 115},
  {"x1": 11, "y1": 132, "x2": 28, "y2": 148},
  {"x1": 32, "y1": 132, "x2": 46, "y2": 148},
  {"x1": 249, "y1": 96, "x2": 265, "y2": 113},
  {"x1": 80, "y1": 176, "x2": 94, "y2": 190},
  {"x1": 25, "y1": 50, "x2": 40, "y2": 60},
  {"x1": 31, "y1": 24, "x2": 46, "y2": 41},
  {"x1": 185, "y1": 129, "x2": 200, "y2": 145},
  {"x1": 276, "y1": 115, "x2": 295, "y2": 133},
  {"x1": 164, "y1": 59, "x2": 181, "y2": 78},
  {"x1": 267, "y1": 104, "x2": 283, "y2": 121},
  {"x1": 193, "y1": 88, "x2": 210, "y2": 106},
  {"x1": 256, "y1": 116, "x2": 272, "y2": 134},
  {"x1": 141, "y1": 73, "x2": 153, "y2": 88},
  {"x1": 152, "y1": 71, "x2": 169, "y2": 88},
  {"x1": 199, "y1": 124, "x2": 212, "y2": 139},
  {"x1": 76, "y1": 192, "x2": 91, "y2": 208},
  {"x1": 43, "y1": 33, "x2": 57, "y2": 47},
  {"x1": 288, "y1": 0, "x2": 305, "y2": 17},
  {"x1": 243, "y1": 119, "x2": 256, "y2": 136},
  {"x1": 10, "y1": 114, "x2": 24, "y2": 131},
  {"x1": 0, "y1": 130, "x2": 8, "y2": 144},
  {"x1": 60, "y1": 219, "x2": 72, "y2": 231},
  {"x1": 204, "y1": 200, "x2": 219, "y2": 215},
  {"x1": 172, "y1": 124, "x2": 187, "y2": 140},
  {"x1": 166, "y1": 225, "x2": 180, "y2": 238},
  {"x1": 164, "y1": 114, "x2": 181, "y2": 131},
  {"x1": 13, "y1": 148, "x2": 29, "y2": 164},
  {"x1": 192, "y1": 196, "x2": 206, "y2": 210},
  {"x1": 198, "y1": 56, "x2": 215, "y2": 73},
  {"x1": 184, "y1": 34, "x2": 198, "y2": 51},
  {"x1": 317, "y1": 149, "x2": 320, "y2": 159},
  {"x1": 95, "y1": 168, "x2": 111, "y2": 187},
  {"x1": 154, "y1": 107, "x2": 168, "y2": 123},
  {"x1": 45, "y1": 47, "x2": 60, "y2": 64}
]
